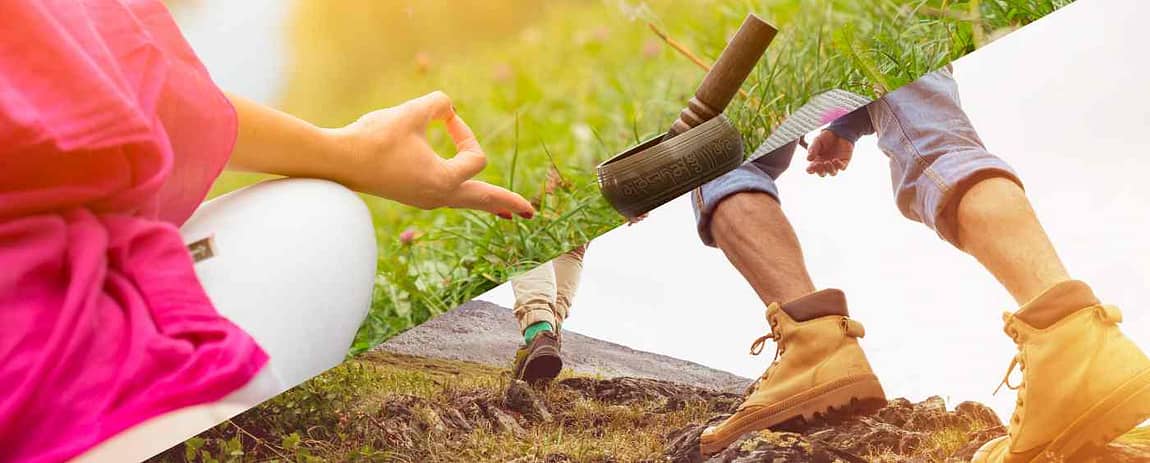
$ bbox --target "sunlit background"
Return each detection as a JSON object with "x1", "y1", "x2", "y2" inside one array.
[
  {"x1": 153, "y1": 0, "x2": 1150, "y2": 458},
  {"x1": 163, "y1": 0, "x2": 1128, "y2": 421},
  {"x1": 169, "y1": 0, "x2": 1065, "y2": 352},
  {"x1": 476, "y1": 0, "x2": 1150, "y2": 425}
]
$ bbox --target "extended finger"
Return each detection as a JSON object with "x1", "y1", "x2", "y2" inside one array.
[
  {"x1": 807, "y1": 161, "x2": 826, "y2": 175},
  {"x1": 820, "y1": 162, "x2": 835, "y2": 177},
  {"x1": 809, "y1": 163, "x2": 828, "y2": 178},
  {"x1": 444, "y1": 180, "x2": 535, "y2": 218}
]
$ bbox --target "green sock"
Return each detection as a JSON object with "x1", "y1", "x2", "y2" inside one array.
[{"x1": 524, "y1": 321, "x2": 554, "y2": 344}]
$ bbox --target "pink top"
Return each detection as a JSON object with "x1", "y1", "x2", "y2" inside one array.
[{"x1": 0, "y1": 1, "x2": 269, "y2": 462}]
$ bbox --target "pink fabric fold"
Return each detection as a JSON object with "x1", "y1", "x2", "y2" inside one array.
[{"x1": 0, "y1": 1, "x2": 268, "y2": 462}]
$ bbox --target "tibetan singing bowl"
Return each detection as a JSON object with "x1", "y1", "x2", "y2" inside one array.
[{"x1": 596, "y1": 115, "x2": 743, "y2": 219}]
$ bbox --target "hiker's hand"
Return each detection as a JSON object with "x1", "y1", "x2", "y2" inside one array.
[
  {"x1": 805, "y1": 129, "x2": 854, "y2": 177},
  {"x1": 330, "y1": 91, "x2": 534, "y2": 219}
]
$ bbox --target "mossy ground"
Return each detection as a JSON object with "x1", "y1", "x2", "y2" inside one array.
[
  {"x1": 150, "y1": 352, "x2": 717, "y2": 462},
  {"x1": 153, "y1": 352, "x2": 1150, "y2": 463}
]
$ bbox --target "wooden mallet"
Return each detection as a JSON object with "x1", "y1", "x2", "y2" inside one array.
[
  {"x1": 664, "y1": 14, "x2": 777, "y2": 140},
  {"x1": 595, "y1": 14, "x2": 777, "y2": 219}
]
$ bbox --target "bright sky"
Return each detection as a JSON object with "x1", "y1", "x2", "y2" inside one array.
[{"x1": 480, "y1": 0, "x2": 1150, "y2": 422}]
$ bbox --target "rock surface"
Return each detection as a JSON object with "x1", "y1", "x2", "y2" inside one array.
[
  {"x1": 376, "y1": 300, "x2": 753, "y2": 393},
  {"x1": 665, "y1": 395, "x2": 1150, "y2": 463},
  {"x1": 557, "y1": 376, "x2": 743, "y2": 415}
]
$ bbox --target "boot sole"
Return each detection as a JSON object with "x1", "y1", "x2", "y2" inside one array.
[
  {"x1": 519, "y1": 344, "x2": 563, "y2": 385},
  {"x1": 699, "y1": 374, "x2": 886, "y2": 456},
  {"x1": 972, "y1": 367, "x2": 1150, "y2": 462},
  {"x1": 1048, "y1": 367, "x2": 1150, "y2": 460}
]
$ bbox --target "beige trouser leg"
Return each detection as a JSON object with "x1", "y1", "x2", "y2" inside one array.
[
  {"x1": 552, "y1": 244, "x2": 587, "y2": 330},
  {"x1": 511, "y1": 244, "x2": 588, "y2": 333},
  {"x1": 512, "y1": 262, "x2": 558, "y2": 333}
]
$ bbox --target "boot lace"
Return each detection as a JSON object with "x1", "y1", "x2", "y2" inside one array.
[
  {"x1": 994, "y1": 321, "x2": 1026, "y2": 435},
  {"x1": 747, "y1": 316, "x2": 784, "y2": 392}
]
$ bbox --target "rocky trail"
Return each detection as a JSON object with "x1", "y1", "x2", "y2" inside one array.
[
  {"x1": 666, "y1": 395, "x2": 1150, "y2": 462},
  {"x1": 157, "y1": 300, "x2": 1150, "y2": 462},
  {"x1": 357, "y1": 352, "x2": 1150, "y2": 462},
  {"x1": 370, "y1": 301, "x2": 1150, "y2": 462}
]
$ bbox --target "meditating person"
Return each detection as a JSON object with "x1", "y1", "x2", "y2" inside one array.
[
  {"x1": 691, "y1": 66, "x2": 1150, "y2": 462},
  {"x1": 0, "y1": 1, "x2": 533, "y2": 462}
]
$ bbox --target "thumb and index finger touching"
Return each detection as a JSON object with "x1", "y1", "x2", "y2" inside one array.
[{"x1": 406, "y1": 91, "x2": 535, "y2": 218}]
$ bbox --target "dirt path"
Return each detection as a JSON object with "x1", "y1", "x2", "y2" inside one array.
[{"x1": 375, "y1": 300, "x2": 753, "y2": 393}]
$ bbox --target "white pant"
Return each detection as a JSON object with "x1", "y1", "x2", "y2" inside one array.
[{"x1": 73, "y1": 178, "x2": 377, "y2": 463}]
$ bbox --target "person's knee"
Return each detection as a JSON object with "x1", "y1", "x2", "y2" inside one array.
[
  {"x1": 710, "y1": 191, "x2": 780, "y2": 243},
  {"x1": 694, "y1": 164, "x2": 781, "y2": 247},
  {"x1": 714, "y1": 191, "x2": 778, "y2": 219},
  {"x1": 182, "y1": 178, "x2": 378, "y2": 385},
  {"x1": 261, "y1": 178, "x2": 370, "y2": 222},
  {"x1": 950, "y1": 175, "x2": 1028, "y2": 248},
  {"x1": 257, "y1": 178, "x2": 376, "y2": 254}
]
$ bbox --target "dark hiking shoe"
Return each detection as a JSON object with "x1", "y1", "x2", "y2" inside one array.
[{"x1": 512, "y1": 330, "x2": 563, "y2": 385}]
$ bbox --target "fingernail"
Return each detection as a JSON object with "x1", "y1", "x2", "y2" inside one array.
[
  {"x1": 497, "y1": 212, "x2": 512, "y2": 220},
  {"x1": 519, "y1": 211, "x2": 534, "y2": 219}
]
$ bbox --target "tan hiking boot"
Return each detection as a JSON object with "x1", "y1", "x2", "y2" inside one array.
[
  {"x1": 699, "y1": 290, "x2": 886, "y2": 455},
  {"x1": 511, "y1": 331, "x2": 563, "y2": 385},
  {"x1": 973, "y1": 281, "x2": 1150, "y2": 463}
]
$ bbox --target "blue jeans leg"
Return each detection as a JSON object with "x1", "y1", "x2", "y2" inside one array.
[{"x1": 868, "y1": 66, "x2": 1024, "y2": 246}]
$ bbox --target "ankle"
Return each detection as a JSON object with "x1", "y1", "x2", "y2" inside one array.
[
  {"x1": 781, "y1": 289, "x2": 850, "y2": 322},
  {"x1": 1015, "y1": 280, "x2": 1100, "y2": 328}
]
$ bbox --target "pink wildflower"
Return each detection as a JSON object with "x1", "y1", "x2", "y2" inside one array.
[{"x1": 399, "y1": 227, "x2": 418, "y2": 245}]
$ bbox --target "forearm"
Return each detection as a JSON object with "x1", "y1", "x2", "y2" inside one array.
[
  {"x1": 225, "y1": 92, "x2": 353, "y2": 181},
  {"x1": 219, "y1": 90, "x2": 534, "y2": 217}
]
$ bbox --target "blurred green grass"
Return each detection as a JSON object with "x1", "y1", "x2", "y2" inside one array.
[{"x1": 207, "y1": 0, "x2": 1071, "y2": 354}]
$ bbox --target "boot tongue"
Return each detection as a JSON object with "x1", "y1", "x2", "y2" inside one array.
[
  {"x1": 1015, "y1": 280, "x2": 1100, "y2": 329},
  {"x1": 781, "y1": 289, "x2": 849, "y2": 322}
]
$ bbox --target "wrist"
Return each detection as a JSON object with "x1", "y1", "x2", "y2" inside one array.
[
  {"x1": 823, "y1": 127, "x2": 858, "y2": 145},
  {"x1": 317, "y1": 126, "x2": 373, "y2": 191}
]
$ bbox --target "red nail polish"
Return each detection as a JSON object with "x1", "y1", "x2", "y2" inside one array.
[
  {"x1": 519, "y1": 211, "x2": 534, "y2": 219},
  {"x1": 498, "y1": 212, "x2": 512, "y2": 220}
]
